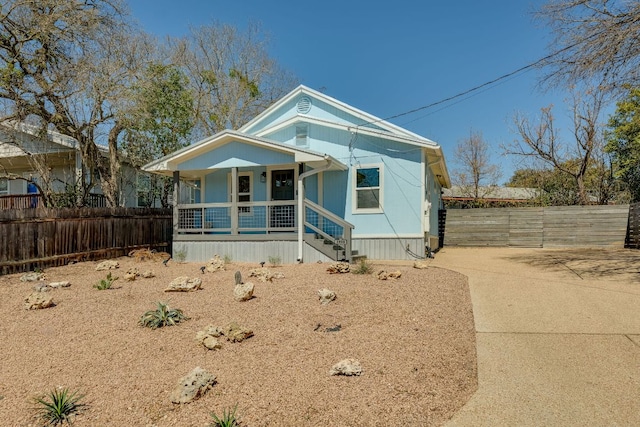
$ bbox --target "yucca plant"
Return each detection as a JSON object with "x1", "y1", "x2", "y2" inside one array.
[
  {"x1": 33, "y1": 387, "x2": 86, "y2": 426},
  {"x1": 139, "y1": 301, "x2": 188, "y2": 329},
  {"x1": 210, "y1": 404, "x2": 240, "y2": 427},
  {"x1": 94, "y1": 272, "x2": 118, "y2": 290}
]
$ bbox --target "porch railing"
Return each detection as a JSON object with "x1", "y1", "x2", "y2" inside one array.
[
  {"x1": 177, "y1": 200, "x2": 297, "y2": 234},
  {"x1": 303, "y1": 199, "x2": 354, "y2": 260},
  {"x1": 176, "y1": 199, "x2": 354, "y2": 260}
]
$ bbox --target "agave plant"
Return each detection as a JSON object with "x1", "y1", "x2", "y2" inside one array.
[
  {"x1": 94, "y1": 272, "x2": 118, "y2": 290},
  {"x1": 34, "y1": 387, "x2": 86, "y2": 426},
  {"x1": 139, "y1": 301, "x2": 188, "y2": 329},
  {"x1": 210, "y1": 403, "x2": 240, "y2": 427}
]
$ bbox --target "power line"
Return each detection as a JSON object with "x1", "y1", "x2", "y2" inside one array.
[{"x1": 356, "y1": 29, "x2": 604, "y2": 128}]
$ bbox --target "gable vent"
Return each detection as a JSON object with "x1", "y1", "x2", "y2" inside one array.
[{"x1": 296, "y1": 96, "x2": 312, "y2": 114}]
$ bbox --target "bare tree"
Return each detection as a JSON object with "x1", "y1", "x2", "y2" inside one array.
[
  {"x1": 452, "y1": 130, "x2": 502, "y2": 199},
  {"x1": 538, "y1": 0, "x2": 640, "y2": 90},
  {"x1": 507, "y1": 87, "x2": 607, "y2": 205},
  {"x1": 0, "y1": 0, "x2": 154, "y2": 206},
  {"x1": 171, "y1": 22, "x2": 298, "y2": 136}
]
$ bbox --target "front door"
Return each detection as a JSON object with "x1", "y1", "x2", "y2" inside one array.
[{"x1": 270, "y1": 169, "x2": 295, "y2": 228}]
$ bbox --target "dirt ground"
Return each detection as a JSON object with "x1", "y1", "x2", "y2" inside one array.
[{"x1": 0, "y1": 255, "x2": 477, "y2": 426}]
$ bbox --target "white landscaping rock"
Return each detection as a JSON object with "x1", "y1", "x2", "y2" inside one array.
[
  {"x1": 165, "y1": 276, "x2": 202, "y2": 292},
  {"x1": 48, "y1": 281, "x2": 71, "y2": 288},
  {"x1": 24, "y1": 292, "x2": 55, "y2": 310},
  {"x1": 329, "y1": 359, "x2": 363, "y2": 376},
  {"x1": 169, "y1": 367, "x2": 216, "y2": 404},
  {"x1": 96, "y1": 260, "x2": 119, "y2": 271},
  {"x1": 318, "y1": 288, "x2": 336, "y2": 305},
  {"x1": 233, "y1": 282, "x2": 255, "y2": 301}
]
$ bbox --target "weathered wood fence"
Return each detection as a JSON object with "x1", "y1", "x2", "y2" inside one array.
[
  {"x1": 443, "y1": 205, "x2": 630, "y2": 248},
  {"x1": 626, "y1": 203, "x2": 640, "y2": 249},
  {"x1": 0, "y1": 207, "x2": 172, "y2": 275}
]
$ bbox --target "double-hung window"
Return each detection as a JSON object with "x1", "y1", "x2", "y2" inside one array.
[
  {"x1": 353, "y1": 164, "x2": 383, "y2": 213},
  {"x1": 0, "y1": 178, "x2": 8, "y2": 195}
]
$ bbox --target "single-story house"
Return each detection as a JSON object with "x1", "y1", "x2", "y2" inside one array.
[
  {"x1": 0, "y1": 121, "x2": 151, "y2": 208},
  {"x1": 143, "y1": 85, "x2": 450, "y2": 263}
]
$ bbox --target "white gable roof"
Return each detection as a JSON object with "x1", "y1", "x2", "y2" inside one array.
[
  {"x1": 239, "y1": 85, "x2": 450, "y2": 187},
  {"x1": 143, "y1": 129, "x2": 347, "y2": 179}
]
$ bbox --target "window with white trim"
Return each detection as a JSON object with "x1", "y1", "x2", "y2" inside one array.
[
  {"x1": 228, "y1": 172, "x2": 252, "y2": 213},
  {"x1": 353, "y1": 165, "x2": 383, "y2": 213},
  {"x1": 0, "y1": 178, "x2": 8, "y2": 195},
  {"x1": 296, "y1": 123, "x2": 309, "y2": 147},
  {"x1": 136, "y1": 173, "x2": 152, "y2": 207}
]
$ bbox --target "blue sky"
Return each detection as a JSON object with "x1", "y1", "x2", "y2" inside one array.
[{"x1": 127, "y1": 0, "x2": 570, "y2": 183}]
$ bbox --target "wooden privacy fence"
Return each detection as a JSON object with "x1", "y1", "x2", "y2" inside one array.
[
  {"x1": 443, "y1": 205, "x2": 630, "y2": 248},
  {"x1": 0, "y1": 207, "x2": 172, "y2": 275},
  {"x1": 626, "y1": 203, "x2": 640, "y2": 249}
]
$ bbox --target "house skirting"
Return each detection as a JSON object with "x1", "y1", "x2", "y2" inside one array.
[
  {"x1": 351, "y1": 237, "x2": 428, "y2": 261},
  {"x1": 172, "y1": 240, "x2": 332, "y2": 264}
]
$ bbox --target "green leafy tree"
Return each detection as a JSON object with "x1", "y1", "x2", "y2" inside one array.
[
  {"x1": 171, "y1": 22, "x2": 298, "y2": 136},
  {"x1": 606, "y1": 86, "x2": 640, "y2": 202},
  {"x1": 123, "y1": 63, "x2": 195, "y2": 207}
]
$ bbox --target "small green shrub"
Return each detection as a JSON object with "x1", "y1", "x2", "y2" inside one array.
[
  {"x1": 352, "y1": 258, "x2": 373, "y2": 275},
  {"x1": 223, "y1": 254, "x2": 232, "y2": 264},
  {"x1": 139, "y1": 301, "x2": 188, "y2": 329},
  {"x1": 33, "y1": 387, "x2": 86, "y2": 426},
  {"x1": 175, "y1": 248, "x2": 187, "y2": 262},
  {"x1": 268, "y1": 255, "x2": 281, "y2": 267},
  {"x1": 210, "y1": 404, "x2": 240, "y2": 427},
  {"x1": 94, "y1": 272, "x2": 118, "y2": 290}
]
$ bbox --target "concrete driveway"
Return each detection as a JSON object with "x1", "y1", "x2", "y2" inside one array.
[{"x1": 430, "y1": 247, "x2": 640, "y2": 426}]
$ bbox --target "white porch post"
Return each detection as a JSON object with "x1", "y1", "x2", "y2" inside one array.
[
  {"x1": 297, "y1": 175, "x2": 305, "y2": 262},
  {"x1": 297, "y1": 157, "x2": 334, "y2": 263},
  {"x1": 173, "y1": 171, "x2": 180, "y2": 236},
  {"x1": 231, "y1": 167, "x2": 238, "y2": 235}
]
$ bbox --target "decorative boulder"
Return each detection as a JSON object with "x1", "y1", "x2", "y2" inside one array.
[
  {"x1": 20, "y1": 272, "x2": 45, "y2": 282},
  {"x1": 96, "y1": 260, "x2": 119, "y2": 271},
  {"x1": 222, "y1": 322, "x2": 253, "y2": 343},
  {"x1": 24, "y1": 292, "x2": 55, "y2": 310},
  {"x1": 205, "y1": 255, "x2": 225, "y2": 273},
  {"x1": 48, "y1": 281, "x2": 70, "y2": 289},
  {"x1": 233, "y1": 282, "x2": 254, "y2": 301},
  {"x1": 165, "y1": 277, "x2": 202, "y2": 292},
  {"x1": 141, "y1": 270, "x2": 155, "y2": 278},
  {"x1": 376, "y1": 270, "x2": 402, "y2": 280},
  {"x1": 195, "y1": 328, "x2": 224, "y2": 351},
  {"x1": 32, "y1": 284, "x2": 50, "y2": 292},
  {"x1": 124, "y1": 268, "x2": 139, "y2": 281},
  {"x1": 318, "y1": 288, "x2": 336, "y2": 305},
  {"x1": 248, "y1": 268, "x2": 284, "y2": 283},
  {"x1": 169, "y1": 367, "x2": 217, "y2": 404},
  {"x1": 329, "y1": 359, "x2": 363, "y2": 376},
  {"x1": 413, "y1": 261, "x2": 430, "y2": 270},
  {"x1": 327, "y1": 262, "x2": 350, "y2": 274}
]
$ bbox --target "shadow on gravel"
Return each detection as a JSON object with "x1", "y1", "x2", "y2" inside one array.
[{"x1": 505, "y1": 248, "x2": 640, "y2": 284}]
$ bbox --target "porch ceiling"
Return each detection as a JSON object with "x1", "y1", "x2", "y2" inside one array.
[{"x1": 143, "y1": 130, "x2": 347, "y2": 179}]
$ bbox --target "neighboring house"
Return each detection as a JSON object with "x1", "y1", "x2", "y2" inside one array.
[
  {"x1": 143, "y1": 85, "x2": 450, "y2": 263},
  {"x1": 442, "y1": 186, "x2": 541, "y2": 208},
  {"x1": 0, "y1": 121, "x2": 152, "y2": 208}
]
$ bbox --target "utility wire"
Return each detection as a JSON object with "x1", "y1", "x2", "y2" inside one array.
[{"x1": 356, "y1": 29, "x2": 604, "y2": 128}]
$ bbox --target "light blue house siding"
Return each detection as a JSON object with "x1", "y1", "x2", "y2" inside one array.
[{"x1": 143, "y1": 85, "x2": 450, "y2": 262}]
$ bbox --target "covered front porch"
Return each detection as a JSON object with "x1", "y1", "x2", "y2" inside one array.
[{"x1": 144, "y1": 130, "x2": 356, "y2": 262}]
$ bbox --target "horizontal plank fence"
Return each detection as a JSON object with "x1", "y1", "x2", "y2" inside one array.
[
  {"x1": 443, "y1": 205, "x2": 630, "y2": 248},
  {"x1": 0, "y1": 207, "x2": 172, "y2": 275},
  {"x1": 626, "y1": 203, "x2": 640, "y2": 249}
]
